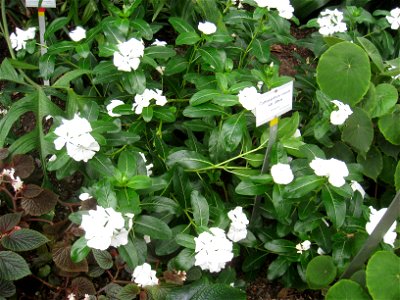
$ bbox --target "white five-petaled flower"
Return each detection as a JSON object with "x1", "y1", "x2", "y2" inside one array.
[
  {"x1": 132, "y1": 89, "x2": 167, "y2": 114},
  {"x1": 53, "y1": 114, "x2": 100, "y2": 162},
  {"x1": 350, "y1": 180, "x2": 366, "y2": 199},
  {"x1": 309, "y1": 157, "x2": 349, "y2": 187},
  {"x1": 317, "y1": 9, "x2": 347, "y2": 36},
  {"x1": 238, "y1": 86, "x2": 261, "y2": 110},
  {"x1": 194, "y1": 227, "x2": 234, "y2": 273},
  {"x1": 151, "y1": 39, "x2": 167, "y2": 46},
  {"x1": 113, "y1": 37, "x2": 145, "y2": 72},
  {"x1": 295, "y1": 240, "x2": 311, "y2": 254},
  {"x1": 69, "y1": 26, "x2": 86, "y2": 42},
  {"x1": 271, "y1": 163, "x2": 294, "y2": 185},
  {"x1": 227, "y1": 207, "x2": 249, "y2": 242},
  {"x1": 106, "y1": 99, "x2": 125, "y2": 117},
  {"x1": 253, "y1": 0, "x2": 294, "y2": 19},
  {"x1": 131, "y1": 263, "x2": 159, "y2": 287},
  {"x1": 330, "y1": 100, "x2": 353, "y2": 125},
  {"x1": 10, "y1": 27, "x2": 36, "y2": 51},
  {"x1": 386, "y1": 7, "x2": 400, "y2": 30},
  {"x1": 80, "y1": 206, "x2": 134, "y2": 250},
  {"x1": 0, "y1": 168, "x2": 24, "y2": 192},
  {"x1": 198, "y1": 21, "x2": 217, "y2": 35},
  {"x1": 366, "y1": 206, "x2": 397, "y2": 247}
]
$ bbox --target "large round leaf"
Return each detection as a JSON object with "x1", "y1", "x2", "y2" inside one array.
[
  {"x1": 306, "y1": 255, "x2": 337, "y2": 289},
  {"x1": 378, "y1": 105, "x2": 400, "y2": 145},
  {"x1": 326, "y1": 279, "x2": 370, "y2": 300},
  {"x1": 317, "y1": 42, "x2": 371, "y2": 105}
]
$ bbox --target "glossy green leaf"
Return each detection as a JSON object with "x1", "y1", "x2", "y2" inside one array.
[
  {"x1": 134, "y1": 215, "x2": 172, "y2": 240},
  {"x1": 235, "y1": 179, "x2": 269, "y2": 196},
  {"x1": 357, "y1": 146, "x2": 383, "y2": 181},
  {"x1": 144, "y1": 46, "x2": 176, "y2": 59},
  {"x1": 92, "y1": 249, "x2": 113, "y2": 270},
  {"x1": 306, "y1": 256, "x2": 337, "y2": 289},
  {"x1": 1, "y1": 229, "x2": 48, "y2": 252},
  {"x1": 267, "y1": 256, "x2": 291, "y2": 281},
  {"x1": 220, "y1": 113, "x2": 246, "y2": 152},
  {"x1": 169, "y1": 17, "x2": 196, "y2": 33},
  {"x1": 198, "y1": 47, "x2": 225, "y2": 72},
  {"x1": 0, "y1": 251, "x2": 31, "y2": 281},
  {"x1": 370, "y1": 84, "x2": 398, "y2": 118},
  {"x1": 264, "y1": 239, "x2": 296, "y2": 255},
  {"x1": 174, "y1": 248, "x2": 195, "y2": 271},
  {"x1": 321, "y1": 185, "x2": 346, "y2": 229},
  {"x1": 70, "y1": 236, "x2": 91, "y2": 263},
  {"x1": 126, "y1": 175, "x2": 152, "y2": 189},
  {"x1": 166, "y1": 150, "x2": 213, "y2": 170},
  {"x1": 283, "y1": 175, "x2": 325, "y2": 198},
  {"x1": 117, "y1": 283, "x2": 140, "y2": 300},
  {"x1": 357, "y1": 37, "x2": 384, "y2": 72},
  {"x1": 39, "y1": 54, "x2": 55, "y2": 80},
  {"x1": 175, "y1": 233, "x2": 196, "y2": 249},
  {"x1": 164, "y1": 56, "x2": 188, "y2": 76},
  {"x1": 176, "y1": 32, "x2": 201, "y2": 45},
  {"x1": 191, "y1": 284, "x2": 246, "y2": 300},
  {"x1": 183, "y1": 103, "x2": 227, "y2": 118},
  {"x1": 190, "y1": 89, "x2": 221, "y2": 106},
  {"x1": 378, "y1": 105, "x2": 400, "y2": 145},
  {"x1": 326, "y1": 279, "x2": 370, "y2": 300},
  {"x1": 191, "y1": 191, "x2": 209, "y2": 227}
]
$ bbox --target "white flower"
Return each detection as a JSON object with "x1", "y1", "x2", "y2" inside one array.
[
  {"x1": 238, "y1": 86, "x2": 261, "y2": 110},
  {"x1": 0, "y1": 108, "x2": 8, "y2": 116},
  {"x1": 198, "y1": 21, "x2": 217, "y2": 35},
  {"x1": 79, "y1": 192, "x2": 92, "y2": 201},
  {"x1": 83, "y1": 295, "x2": 91, "y2": 300},
  {"x1": 389, "y1": 63, "x2": 400, "y2": 80},
  {"x1": 317, "y1": 9, "x2": 347, "y2": 36},
  {"x1": 351, "y1": 181, "x2": 366, "y2": 199},
  {"x1": 132, "y1": 263, "x2": 159, "y2": 287},
  {"x1": 48, "y1": 154, "x2": 57, "y2": 162},
  {"x1": 144, "y1": 235, "x2": 151, "y2": 244},
  {"x1": 293, "y1": 129, "x2": 301, "y2": 138},
  {"x1": 132, "y1": 89, "x2": 167, "y2": 114},
  {"x1": 253, "y1": 0, "x2": 294, "y2": 19},
  {"x1": 106, "y1": 99, "x2": 124, "y2": 117},
  {"x1": 309, "y1": 157, "x2": 349, "y2": 187},
  {"x1": 386, "y1": 7, "x2": 400, "y2": 30},
  {"x1": 10, "y1": 27, "x2": 36, "y2": 51},
  {"x1": 227, "y1": 207, "x2": 249, "y2": 242},
  {"x1": 317, "y1": 247, "x2": 326, "y2": 255},
  {"x1": 69, "y1": 26, "x2": 86, "y2": 42},
  {"x1": 155, "y1": 65, "x2": 166, "y2": 75},
  {"x1": 296, "y1": 240, "x2": 311, "y2": 254},
  {"x1": 194, "y1": 227, "x2": 234, "y2": 273},
  {"x1": 113, "y1": 38, "x2": 145, "y2": 72},
  {"x1": 366, "y1": 206, "x2": 397, "y2": 247},
  {"x1": 67, "y1": 293, "x2": 76, "y2": 300},
  {"x1": 80, "y1": 206, "x2": 133, "y2": 250},
  {"x1": 65, "y1": 134, "x2": 100, "y2": 162},
  {"x1": 151, "y1": 39, "x2": 167, "y2": 46},
  {"x1": 0, "y1": 168, "x2": 23, "y2": 192},
  {"x1": 330, "y1": 100, "x2": 353, "y2": 125},
  {"x1": 271, "y1": 163, "x2": 294, "y2": 185}
]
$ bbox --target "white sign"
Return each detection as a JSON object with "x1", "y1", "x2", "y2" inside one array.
[
  {"x1": 26, "y1": 0, "x2": 56, "y2": 8},
  {"x1": 254, "y1": 81, "x2": 293, "y2": 127}
]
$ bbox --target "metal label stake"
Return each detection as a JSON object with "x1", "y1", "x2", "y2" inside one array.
[{"x1": 38, "y1": 7, "x2": 49, "y2": 86}]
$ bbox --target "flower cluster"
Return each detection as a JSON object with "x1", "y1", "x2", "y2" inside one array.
[
  {"x1": 227, "y1": 207, "x2": 249, "y2": 242},
  {"x1": 69, "y1": 26, "x2": 86, "y2": 42},
  {"x1": 10, "y1": 27, "x2": 36, "y2": 51},
  {"x1": 131, "y1": 263, "x2": 159, "y2": 287},
  {"x1": 0, "y1": 168, "x2": 23, "y2": 192},
  {"x1": 54, "y1": 114, "x2": 100, "y2": 162},
  {"x1": 295, "y1": 240, "x2": 311, "y2": 254},
  {"x1": 194, "y1": 227, "x2": 234, "y2": 273},
  {"x1": 80, "y1": 206, "x2": 134, "y2": 250},
  {"x1": 132, "y1": 88, "x2": 167, "y2": 114},
  {"x1": 271, "y1": 163, "x2": 294, "y2": 185},
  {"x1": 330, "y1": 100, "x2": 353, "y2": 125},
  {"x1": 386, "y1": 7, "x2": 400, "y2": 30},
  {"x1": 113, "y1": 37, "x2": 145, "y2": 72},
  {"x1": 317, "y1": 9, "x2": 347, "y2": 36},
  {"x1": 198, "y1": 21, "x2": 217, "y2": 35},
  {"x1": 309, "y1": 157, "x2": 349, "y2": 187},
  {"x1": 254, "y1": 0, "x2": 294, "y2": 19},
  {"x1": 366, "y1": 206, "x2": 397, "y2": 247}
]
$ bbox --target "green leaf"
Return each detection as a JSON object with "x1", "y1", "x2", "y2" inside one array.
[
  {"x1": 378, "y1": 105, "x2": 400, "y2": 145},
  {"x1": 267, "y1": 256, "x2": 291, "y2": 281},
  {"x1": 317, "y1": 42, "x2": 371, "y2": 105},
  {"x1": 144, "y1": 46, "x2": 176, "y2": 59},
  {"x1": 117, "y1": 283, "x2": 140, "y2": 300},
  {"x1": 39, "y1": 53, "x2": 55, "y2": 80},
  {"x1": 190, "y1": 89, "x2": 221, "y2": 106},
  {"x1": 191, "y1": 284, "x2": 246, "y2": 300},
  {"x1": 264, "y1": 239, "x2": 296, "y2": 255},
  {"x1": 306, "y1": 256, "x2": 337, "y2": 289},
  {"x1": 92, "y1": 249, "x2": 113, "y2": 270},
  {"x1": 93, "y1": 180, "x2": 118, "y2": 209},
  {"x1": 326, "y1": 279, "x2": 370, "y2": 300},
  {"x1": 321, "y1": 185, "x2": 346, "y2": 229},
  {"x1": 1, "y1": 229, "x2": 48, "y2": 252},
  {"x1": 366, "y1": 251, "x2": 400, "y2": 300},
  {"x1": 198, "y1": 47, "x2": 225, "y2": 72},
  {"x1": 169, "y1": 17, "x2": 195, "y2": 34},
  {"x1": 126, "y1": 175, "x2": 152, "y2": 189},
  {"x1": 235, "y1": 179, "x2": 269, "y2": 196},
  {"x1": 0, "y1": 279, "x2": 16, "y2": 298},
  {"x1": 357, "y1": 146, "x2": 383, "y2": 181},
  {"x1": 395, "y1": 161, "x2": 400, "y2": 192},
  {"x1": 44, "y1": 16, "x2": 70, "y2": 39},
  {"x1": 118, "y1": 151, "x2": 138, "y2": 178},
  {"x1": 0, "y1": 213, "x2": 22, "y2": 233},
  {"x1": 0, "y1": 59, "x2": 24, "y2": 84},
  {"x1": 220, "y1": 113, "x2": 246, "y2": 152},
  {"x1": 0, "y1": 251, "x2": 31, "y2": 281},
  {"x1": 176, "y1": 32, "x2": 201, "y2": 45},
  {"x1": 131, "y1": 19, "x2": 153, "y2": 40},
  {"x1": 250, "y1": 39, "x2": 270, "y2": 63},
  {"x1": 71, "y1": 236, "x2": 91, "y2": 263},
  {"x1": 118, "y1": 240, "x2": 138, "y2": 269},
  {"x1": 183, "y1": 103, "x2": 227, "y2": 118},
  {"x1": 191, "y1": 191, "x2": 209, "y2": 227},
  {"x1": 175, "y1": 248, "x2": 195, "y2": 271},
  {"x1": 342, "y1": 107, "x2": 374, "y2": 154},
  {"x1": 357, "y1": 37, "x2": 384, "y2": 72},
  {"x1": 242, "y1": 252, "x2": 268, "y2": 272},
  {"x1": 134, "y1": 215, "x2": 172, "y2": 240},
  {"x1": 283, "y1": 175, "x2": 325, "y2": 198},
  {"x1": 175, "y1": 233, "x2": 196, "y2": 249},
  {"x1": 164, "y1": 56, "x2": 188, "y2": 76},
  {"x1": 167, "y1": 150, "x2": 213, "y2": 170},
  {"x1": 370, "y1": 83, "x2": 398, "y2": 118},
  {"x1": 53, "y1": 69, "x2": 91, "y2": 87}
]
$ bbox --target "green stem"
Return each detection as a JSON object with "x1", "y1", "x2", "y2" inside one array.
[{"x1": 238, "y1": 15, "x2": 264, "y2": 69}]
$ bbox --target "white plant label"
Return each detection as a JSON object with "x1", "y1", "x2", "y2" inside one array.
[
  {"x1": 254, "y1": 81, "x2": 293, "y2": 127},
  {"x1": 26, "y1": 0, "x2": 56, "y2": 8}
]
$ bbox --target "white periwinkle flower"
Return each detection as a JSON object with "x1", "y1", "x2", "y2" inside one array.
[
  {"x1": 79, "y1": 192, "x2": 92, "y2": 201},
  {"x1": 132, "y1": 89, "x2": 167, "y2": 114},
  {"x1": 113, "y1": 37, "x2": 145, "y2": 72},
  {"x1": 317, "y1": 9, "x2": 347, "y2": 36},
  {"x1": 296, "y1": 240, "x2": 311, "y2": 254},
  {"x1": 10, "y1": 27, "x2": 36, "y2": 51},
  {"x1": 366, "y1": 206, "x2": 397, "y2": 247},
  {"x1": 271, "y1": 163, "x2": 294, "y2": 185},
  {"x1": 330, "y1": 100, "x2": 353, "y2": 125},
  {"x1": 106, "y1": 99, "x2": 125, "y2": 117},
  {"x1": 69, "y1": 26, "x2": 86, "y2": 42},
  {"x1": 132, "y1": 263, "x2": 159, "y2": 287},
  {"x1": 238, "y1": 86, "x2": 261, "y2": 110},
  {"x1": 144, "y1": 235, "x2": 151, "y2": 244},
  {"x1": 317, "y1": 247, "x2": 326, "y2": 255},
  {"x1": 53, "y1": 114, "x2": 100, "y2": 162},
  {"x1": 253, "y1": 0, "x2": 294, "y2": 19},
  {"x1": 80, "y1": 206, "x2": 134, "y2": 250},
  {"x1": 198, "y1": 21, "x2": 217, "y2": 35},
  {"x1": 386, "y1": 7, "x2": 400, "y2": 30},
  {"x1": 0, "y1": 168, "x2": 24, "y2": 192},
  {"x1": 351, "y1": 180, "x2": 366, "y2": 199},
  {"x1": 309, "y1": 157, "x2": 349, "y2": 187},
  {"x1": 194, "y1": 227, "x2": 234, "y2": 273},
  {"x1": 151, "y1": 39, "x2": 167, "y2": 46},
  {"x1": 227, "y1": 207, "x2": 249, "y2": 242}
]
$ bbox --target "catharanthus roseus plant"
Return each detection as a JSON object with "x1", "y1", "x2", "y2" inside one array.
[{"x1": 0, "y1": 0, "x2": 399, "y2": 298}]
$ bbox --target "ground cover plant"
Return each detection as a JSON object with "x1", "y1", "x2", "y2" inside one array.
[{"x1": 0, "y1": 0, "x2": 399, "y2": 299}]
